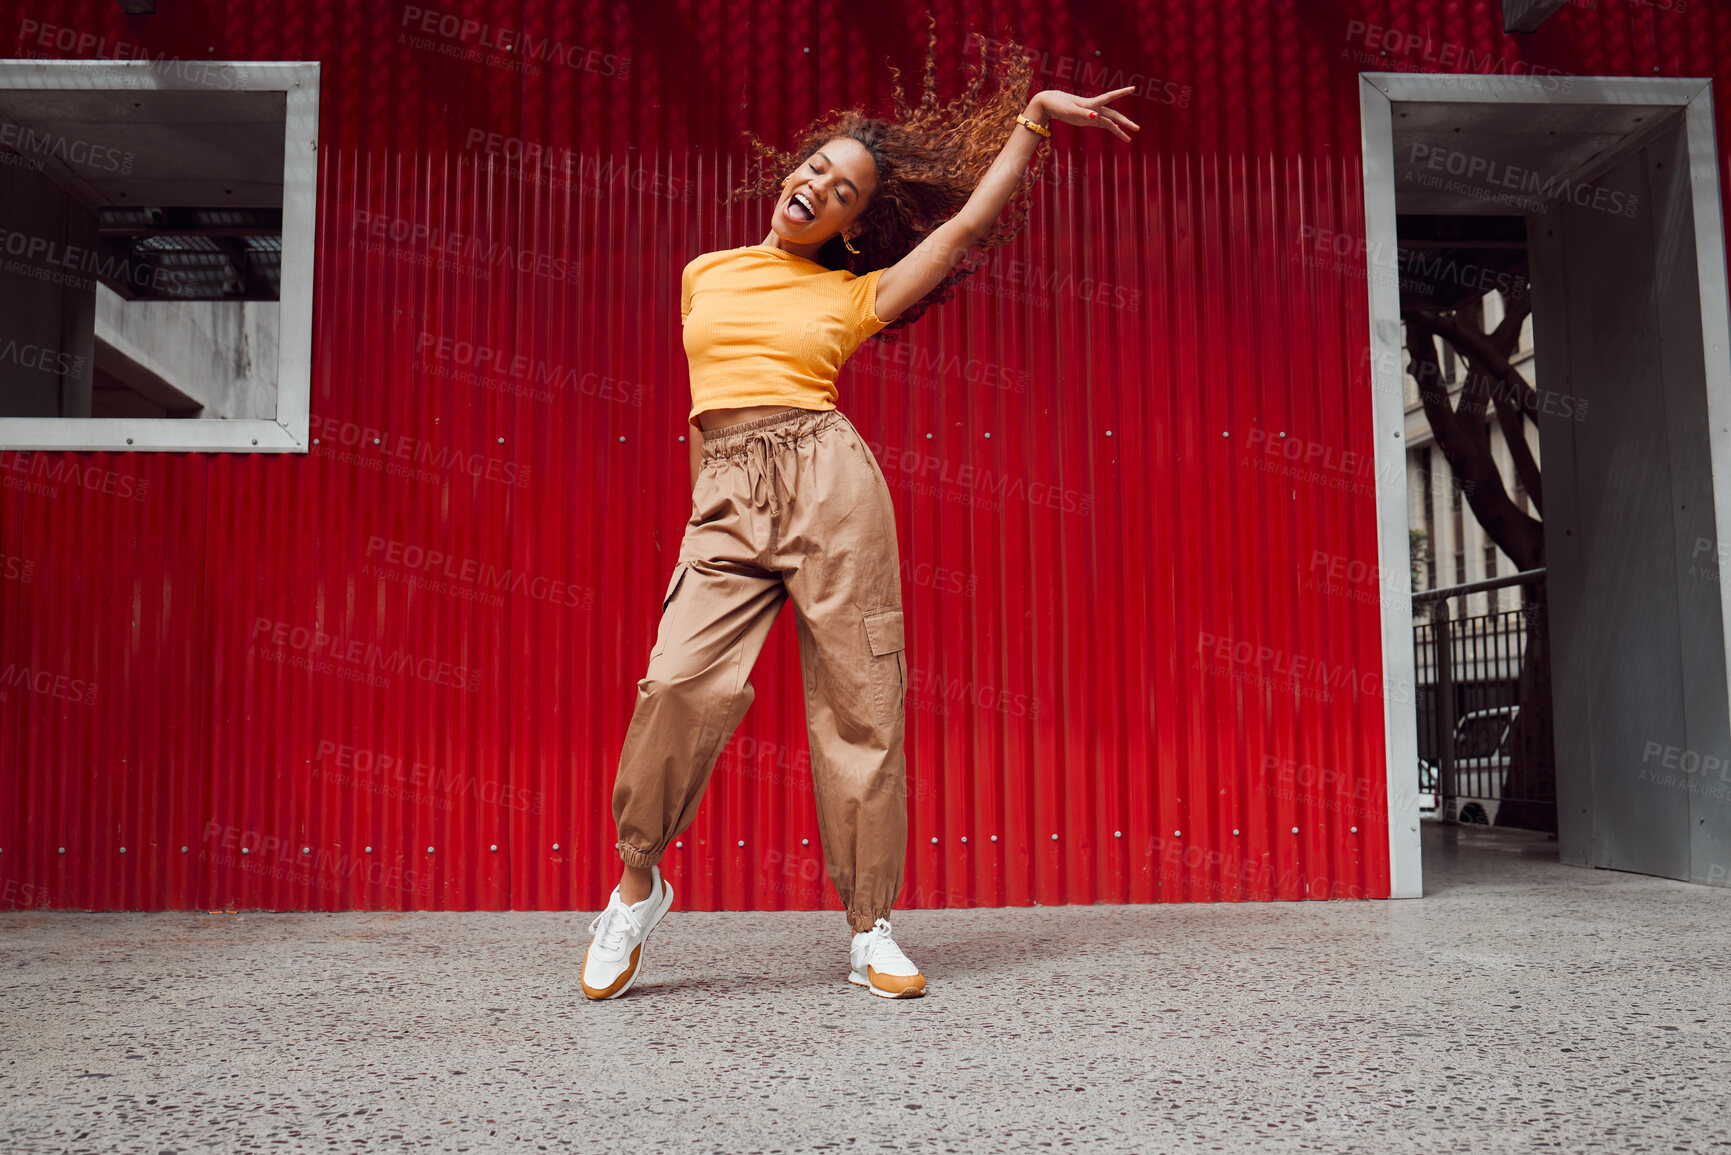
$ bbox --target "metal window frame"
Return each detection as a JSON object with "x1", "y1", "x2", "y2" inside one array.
[
  {"x1": 0, "y1": 59, "x2": 318, "y2": 453},
  {"x1": 1358, "y1": 73, "x2": 1730, "y2": 898},
  {"x1": 1503, "y1": 0, "x2": 1571, "y2": 34}
]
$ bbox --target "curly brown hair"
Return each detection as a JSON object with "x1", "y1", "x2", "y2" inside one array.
[{"x1": 727, "y1": 15, "x2": 1050, "y2": 341}]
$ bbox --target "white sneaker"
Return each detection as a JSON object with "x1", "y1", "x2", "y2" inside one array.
[
  {"x1": 848, "y1": 917, "x2": 926, "y2": 998},
  {"x1": 581, "y1": 867, "x2": 675, "y2": 1000}
]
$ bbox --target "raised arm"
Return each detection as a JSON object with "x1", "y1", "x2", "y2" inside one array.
[{"x1": 872, "y1": 86, "x2": 1141, "y2": 324}]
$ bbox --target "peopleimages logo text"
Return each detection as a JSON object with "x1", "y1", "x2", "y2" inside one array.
[
  {"x1": 249, "y1": 618, "x2": 483, "y2": 693},
  {"x1": 399, "y1": 5, "x2": 630, "y2": 77},
  {"x1": 310, "y1": 415, "x2": 531, "y2": 489}
]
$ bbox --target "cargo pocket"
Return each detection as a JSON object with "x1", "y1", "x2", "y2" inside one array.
[
  {"x1": 863, "y1": 606, "x2": 905, "y2": 726},
  {"x1": 649, "y1": 562, "x2": 690, "y2": 660}
]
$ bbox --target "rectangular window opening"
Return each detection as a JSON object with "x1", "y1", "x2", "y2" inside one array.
[{"x1": 0, "y1": 61, "x2": 318, "y2": 453}]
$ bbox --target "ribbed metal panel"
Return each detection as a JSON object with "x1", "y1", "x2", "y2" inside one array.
[{"x1": 0, "y1": 0, "x2": 1668, "y2": 911}]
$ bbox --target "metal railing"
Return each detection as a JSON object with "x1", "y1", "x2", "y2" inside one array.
[{"x1": 1413, "y1": 568, "x2": 1550, "y2": 824}]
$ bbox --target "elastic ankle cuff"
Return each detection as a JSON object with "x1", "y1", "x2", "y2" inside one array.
[
  {"x1": 616, "y1": 841, "x2": 661, "y2": 869},
  {"x1": 848, "y1": 905, "x2": 890, "y2": 934}
]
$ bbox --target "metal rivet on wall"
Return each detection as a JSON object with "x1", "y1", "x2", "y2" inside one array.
[
  {"x1": 1291, "y1": 827, "x2": 1299, "y2": 835},
  {"x1": 1350, "y1": 826, "x2": 1358, "y2": 834},
  {"x1": 960, "y1": 836, "x2": 967, "y2": 844},
  {"x1": 490, "y1": 844, "x2": 498, "y2": 852},
  {"x1": 801, "y1": 839, "x2": 809, "y2": 846},
  {"x1": 1114, "y1": 830, "x2": 1122, "y2": 838},
  {"x1": 678, "y1": 436, "x2": 685, "y2": 443},
  {"x1": 427, "y1": 846, "x2": 435, "y2": 853},
  {"x1": 1051, "y1": 833, "x2": 1058, "y2": 841},
  {"x1": 676, "y1": 841, "x2": 683, "y2": 848},
  {"x1": 1173, "y1": 830, "x2": 1181, "y2": 838},
  {"x1": 58, "y1": 847, "x2": 65, "y2": 854},
  {"x1": 984, "y1": 432, "x2": 992, "y2": 439},
  {"x1": 497, "y1": 437, "x2": 505, "y2": 445},
  {"x1": 991, "y1": 835, "x2": 998, "y2": 842},
  {"x1": 930, "y1": 837, "x2": 938, "y2": 845},
  {"x1": 181, "y1": 846, "x2": 188, "y2": 853},
  {"x1": 552, "y1": 843, "x2": 559, "y2": 850},
  {"x1": 1233, "y1": 829, "x2": 1241, "y2": 836},
  {"x1": 619, "y1": 436, "x2": 625, "y2": 442},
  {"x1": 373, "y1": 438, "x2": 381, "y2": 445},
  {"x1": 737, "y1": 840, "x2": 745, "y2": 848},
  {"x1": 126, "y1": 438, "x2": 134, "y2": 445},
  {"x1": 241, "y1": 847, "x2": 249, "y2": 855},
  {"x1": 365, "y1": 845, "x2": 373, "y2": 853},
  {"x1": 120, "y1": 846, "x2": 127, "y2": 854},
  {"x1": 926, "y1": 432, "x2": 933, "y2": 439},
  {"x1": 1106, "y1": 430, "x2": 1113, "y2": 437},
  {"x1": 313, "y1": 438, "x2": 319, "y2": 445},
  {"x1": 251, "y1": 439, "x2": 258, "y2": 445}
]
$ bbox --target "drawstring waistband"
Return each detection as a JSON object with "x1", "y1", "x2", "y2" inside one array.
[
  {"x1": 697, "y1": 406, "x2": 846, "y2": 519},
  {"x1": 746, "y1": 429, "x2": 797, "y2": 519},
  {"x1": 698, "y1": 405, "x2": 840, "y2": 457}
]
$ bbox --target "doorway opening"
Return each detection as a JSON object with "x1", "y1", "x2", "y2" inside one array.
[{"x1": 1360, "y1": 74, "x2": 1731, "y2": 895}]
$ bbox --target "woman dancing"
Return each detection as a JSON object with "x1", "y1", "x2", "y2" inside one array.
[{"x1": 583, "y1": 27, "x2": 1139, "y2": 1000}]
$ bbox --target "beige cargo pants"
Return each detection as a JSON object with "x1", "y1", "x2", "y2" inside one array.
[{"x1": 611, "y1": 405, "x2": 908, "y2": 933}]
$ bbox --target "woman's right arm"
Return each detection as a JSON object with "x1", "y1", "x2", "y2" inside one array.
[
  {"x1": 873, "y1": 87, "x2": 1138, "y2": 325},
  {"x1": 688, "y1": 422, "x2": 703, "y2": 493}
]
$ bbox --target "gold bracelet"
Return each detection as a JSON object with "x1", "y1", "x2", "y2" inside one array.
[{"x1": 1017, "y1": 112, "x2": 1051, "y2": 139}]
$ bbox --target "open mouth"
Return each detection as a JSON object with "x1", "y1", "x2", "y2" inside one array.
[{"x1": 786, "y1": 191, "x2": 816, "y2": 222}]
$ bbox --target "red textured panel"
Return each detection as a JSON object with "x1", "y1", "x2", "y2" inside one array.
[
  {"x1": 0, "y1": 0, "x2": 1665, "y2": 912},
  {"x1": 0, "y1": 450, "x2": 206, "y2": 910}
]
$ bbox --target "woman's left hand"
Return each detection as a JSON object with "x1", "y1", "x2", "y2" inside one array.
[{"x1": 1037, "y1": 87, "x2": 1141, "y2": 142}]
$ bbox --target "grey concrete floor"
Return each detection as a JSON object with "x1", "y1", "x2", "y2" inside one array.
[{"x1": 1, "y1": 821, "x2": 1727, "y2": 1154}]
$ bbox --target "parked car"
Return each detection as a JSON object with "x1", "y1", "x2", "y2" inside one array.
[{"x1": 1419, "y1": 705, "x2": 1521, "y2": 823}]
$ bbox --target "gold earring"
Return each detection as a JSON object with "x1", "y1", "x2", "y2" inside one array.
[{"x1": 843, "y1": 234, "x2": 860, "y2": 255}]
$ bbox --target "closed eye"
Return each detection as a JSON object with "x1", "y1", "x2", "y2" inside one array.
[{"x1": 809, "y1": 162, "x2": 849, "y2": 205}]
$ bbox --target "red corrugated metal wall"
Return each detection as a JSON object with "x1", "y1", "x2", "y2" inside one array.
[{"x1": 0, "y1": 0, "x2": 1686, "y2": 912}]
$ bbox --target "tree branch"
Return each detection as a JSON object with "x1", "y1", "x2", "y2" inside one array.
[
  {"x1": 1413, "y1": 299, "x2": 1544, "y2": 519},
  {"x1": 1402, "y1": 308, "x2": 1546, "y2": 572}
]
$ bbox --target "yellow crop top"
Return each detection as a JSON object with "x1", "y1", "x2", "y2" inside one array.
[{"x1": 681, "y1": 244, "x2": 889, "y2": 424}]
